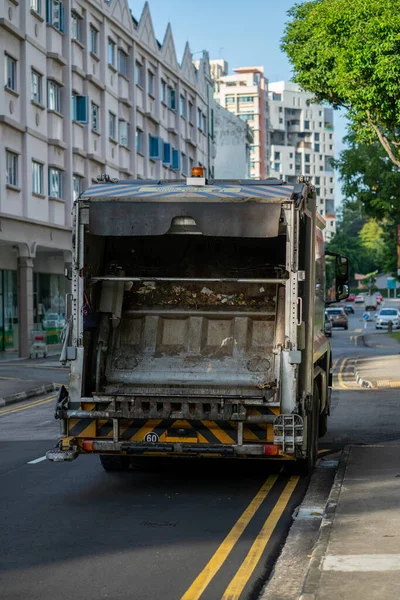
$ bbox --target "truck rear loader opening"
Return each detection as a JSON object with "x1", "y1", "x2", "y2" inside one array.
[{"x1": 47, "y1": 176, "x2": 348, "y2": 474}]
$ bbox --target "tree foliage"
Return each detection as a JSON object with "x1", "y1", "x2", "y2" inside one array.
[
  {"x1": 282, "y1": 0, "x2": 400, "y2": 168},
  {"x1": 330, "y1": 135, "x2": 400, "y2": 275}
]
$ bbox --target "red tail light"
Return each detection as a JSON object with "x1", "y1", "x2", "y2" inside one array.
[
  {"x1": 263, "y1": 444, "x2": 280, "y2": 456},
  {"x1": 82, "y1": 440, "x2": 94, "y2": 452}
]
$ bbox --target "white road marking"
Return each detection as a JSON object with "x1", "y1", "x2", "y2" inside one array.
[
  {"x1": 323, "y1": 554, "x2": 400, "y2": 572},
  {"x1": 27, "y1": 456, "x2": 47, "y2": 464}
]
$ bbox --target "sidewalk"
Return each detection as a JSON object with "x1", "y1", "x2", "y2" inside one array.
[
  {"x1": 301, "y1": 445, "x2": 400, "y2": 600},
  {"x1": 355, "y1": 333, "x2": 400, "y2": 388}
]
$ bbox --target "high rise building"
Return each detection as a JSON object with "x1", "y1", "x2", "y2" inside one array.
[
  {"x1": 0, "y1": 0, "x2": 214, "y2": 356},
  {"x1": 268, "y1": 81, "x2": 336, "y2": 241},
  {"x1": 212, "y1": 61, "x2": 270, "y2": 179}
]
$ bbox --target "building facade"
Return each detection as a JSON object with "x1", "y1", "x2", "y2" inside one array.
[
  {"x1": 213, "y1": 101, "x2": 253, "y2": 179},
  {"x1": 268, "y1": 81, "x2": 336, "y2": 241},
  {"x1": 0, "y1": 0, "x2": 214, "y2": 356},
  {"x1": 212, "y1": 61, "x2": 270, "y2": 180}
]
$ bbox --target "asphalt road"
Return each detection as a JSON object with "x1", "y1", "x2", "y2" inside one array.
[{"x1": 1, "y1": 299, "x2": 400, "y2": 600}]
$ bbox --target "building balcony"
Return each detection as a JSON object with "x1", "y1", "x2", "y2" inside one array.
[
  {"x1": 287, "y1": 120, "x2": 301, "y2": 133},
  {"x1": 297, "y1": 141, "x2": 312, "y2": 149}
]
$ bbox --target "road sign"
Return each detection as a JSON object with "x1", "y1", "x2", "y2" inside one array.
[
  {"x1": 363, "y1": 312, "x2": 370, "y2": 321},
  {"x1": 387, "y1": 278, "x2": 396, "y2": 290}
]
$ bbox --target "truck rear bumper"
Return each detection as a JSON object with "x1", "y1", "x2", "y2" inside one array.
[{"x1": 46, "y1": 440, "x2": 295, "y2": 461}]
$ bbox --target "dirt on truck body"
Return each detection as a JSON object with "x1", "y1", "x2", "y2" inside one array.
[{"x1": 47, "y1": 176, "x2": 348, "y2": 472}]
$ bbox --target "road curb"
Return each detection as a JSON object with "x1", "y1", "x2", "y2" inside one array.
[
  {"x1": 354, "y1": 356, "x2": 374, "y2": 389},
  {"x1": 0, "y1": 383, "x2": 56, "y2": 407},
  {"x1": 299, "y1": 447, "x2": 350, "y2": 600}
]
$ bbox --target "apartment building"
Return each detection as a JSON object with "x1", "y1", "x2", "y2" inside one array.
[
  {"x1": 268, "y1": 81, "x2": 336, "y2": 241},
  {"x1": 212, "y1": 61, "x2": 270, "y2": 179},
  {"x1": 0, "y1": 0, "x2": 214, "y2": 356},
  {"x1": 213, "y1": 102, "x2": 253, "y2": 179}
]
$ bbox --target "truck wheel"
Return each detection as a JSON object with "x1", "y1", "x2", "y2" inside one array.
[
  {"x1": 99, "y1": 455, "x2": 131, "y2": 472},
  {"x1": 319, "y1": 410, "x2": 328, "y2": 438},
  {"x1": 292, "y1": 385, "x2": 320, "y2": 476}
]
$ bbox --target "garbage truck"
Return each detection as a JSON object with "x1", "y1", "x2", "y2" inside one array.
[{"x1": 47, "y1": 171, "x2": 348, "y2": 472}]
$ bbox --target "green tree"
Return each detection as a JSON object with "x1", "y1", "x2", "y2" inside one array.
[
  {"x1": 333, "y1": 135, "x2": 400, "y2": 274},
  {"x1": 282, "y1": 0, "x2": 400, "y2": 168}
]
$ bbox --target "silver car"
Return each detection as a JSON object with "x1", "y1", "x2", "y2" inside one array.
[{"x1": 375, "y1": 308, "x2": 400, "y2": 329}]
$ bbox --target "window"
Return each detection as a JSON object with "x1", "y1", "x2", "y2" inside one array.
[
  {"x1": 71, "y1": 12, "x2": 81, "y2": 42},
  {"x1": 5, "y1": 55, "x2": 17, "y2": 91},
  {"x1": 304, "y1": 120, "x2": 310, "y2": 130},
  {"x1": 315, "y1": 133, "x2": 320, "y2": 141},
  {"x1": 168, "y1": 87, "x2": 176, "y2": 110},
  {"x1": 161, "y1": 80, "x2": 166, "y2": 103},
  {"x1": 91, "y1": 102, "x2": 99, "y2": 132},
  {"x1": 108, "y1": 112, "x2": 116, "y2": 139},
  {"x1": 226, "y1": 96, "x2": 235, "y2": 103},
  {"x1": 272, "y1": 92, "x2": 281, "y2": 101},
  {"x1": 202, "y1": 113, "x2": 206, "y2": 132},
  {"x1": 119, "y1": 120, "x2": 128, "y2": 146},
  {"x1": 46, "y1": 0, "x2": 65, "y2": 32},
  {"x1": 330, "y1": 188, "x2": 334, "y2": 194},
  {"x1": 197, "y1": 108, "x2": 202, "y2": 129},
  {"x1": 315, "y1": 143, "x2": 320, "y2": 152},
  {"x1": 108, "y1": 39, "x2": 115, "y2": 67},
  {"x1": 47, "y1": 81, "x2": 61, "y2": 113},
  {"x1": 238, "y1": 96, "x2": 254, "y2": 102},
  {"x1": 188, "y1": 101, "x2": 193, "y2": 124},
  {"x1": 319, "y1": 166, "x2": 323, "y2": 171},
  {"x1": 305, "y1": 154, "x2": 310, "y2": 163},
  {"x1": 329, "y1": 134, "x2": 333, "y2": 140},
  {"x1": 180, "y1": 95, "x2": 186, "y2": 118},
  {"x1": 279, "y1": 118, "x2": 283, "y2": 124},
  {"x1": 181, "y1": 152, "x2": 187, "y2": 175},
  {"x1": 329, "y1": 144, "x2": 333, "y2": 151},
  {"x1": 240, "y1": 114, "x2": 254, "y2": 121},
  {"x1": 30, "y1": 0, "x2": 41, "y2": 14},
  {"x1": 135, "y1": 62, "x2": 144, "y2": 87},
  {"x1": 6, "y1": 151, "x2": 18, "y2": 187},
  {"x1": 32, "y1": 161, "x2": 43, "y2": 195},
  {"x1": 274, "y1": 151, "x2": 280, "y2": 160},
  {"x1": 163, "y1": 142, "x2": 171, "y2": 165},
  {"x1": 274, "y1": 162, "x2": 280, "y2": 171},
  {"x1": 318, "y1": 121, "x2": 322, "y2": 127},
  {"x1": 289, "y1": 152, "x2": 293, "y2": 158},
  {"x1": 315, "y1": 176, "x2": 320, "y2": 185},
  {"x1": 279, "y1": 106, "x2": 283, "y2": 113},
  {"x1": 305, "y1": 165, "x2": 311, "y2": 174},
  {"x1": 136, "y1": 128, "x2": 143, "y2": 153},
  {"x1": 118, "y1": 50, "x2": 128, "y2": 77},
  {"x1": 316, "y1": 187, "x2": 321, "y2": 195},
  {"x1": 72, "y1": 94, "x2": 88, "y2": 123},
  {"x1": 73, "y1": 175, "x2": 82, "y2": 201},
  {"x1": 149, "y1": 135, "x2": 162, "y2": 159},
  {"x1": 31, "y1": 70, "x2": 42, "y2": 104},
  {"x1": 289, "y1": 163, "x2": 293, "y2": 170},
  {"x1": 171, "y1": 148, "x2": 180, "y2": 171},
  {"x1": 148, "y1": 71, "x2": 154, "y2": 96},
  {"x1": 49, "y1": 167, "x2": 62, "y2": 198},
  {"x1": 90, "y1": 26, "x2": 98, "y2": 55},
  {"x1": 319, "y1": 110, "x2": 322, "y2": 116}
]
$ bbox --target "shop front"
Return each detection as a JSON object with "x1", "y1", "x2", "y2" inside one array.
[{"x1": 0, "y1": 270, "x2": 18, "y2": 353}]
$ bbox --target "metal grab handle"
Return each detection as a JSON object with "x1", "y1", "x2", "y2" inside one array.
[
  {"x1": 297, "y1": 297, "x2": 303, "y2": 326},
  {"x1": 65, "y1": 293, "x2": 73, "y2": 320}
]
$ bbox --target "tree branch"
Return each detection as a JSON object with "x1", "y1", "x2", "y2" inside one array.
[{"x1": 366, "y1": 111, "x2": 400, "y2": 169}]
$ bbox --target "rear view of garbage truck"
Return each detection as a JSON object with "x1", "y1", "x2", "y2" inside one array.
[{"x1": 47, "y1": 171, "x2": 348, "y2": 473}]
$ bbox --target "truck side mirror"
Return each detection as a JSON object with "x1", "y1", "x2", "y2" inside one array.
[{"x1": 325, "y1": 252, "x2": 350, "y2": 304}]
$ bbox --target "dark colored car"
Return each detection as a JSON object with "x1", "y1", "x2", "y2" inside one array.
[
  {"x1": 325, "y1": 307, "x2": 348, "y2": 330},
  {"x1": 344, "y1": 304, "x2": 354, "y2": 315}
]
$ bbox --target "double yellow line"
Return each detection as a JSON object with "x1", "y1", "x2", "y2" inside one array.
[
  {"x1": 0, "y1": 393, "x2": 56, "y2": 417},
  {"x1": 181, "y1": 474, "x2": 299, "y2": 600}
]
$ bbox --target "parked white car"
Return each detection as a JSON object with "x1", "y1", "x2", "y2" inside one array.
[
  {"x1": 375, "y1": 308, "x2": 400, "y2": 329},
  {"x1": 43, "y1": 313, "x2": 65, "y2": 330}
]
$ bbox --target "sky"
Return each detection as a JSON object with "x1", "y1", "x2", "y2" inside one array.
[{"x1": 129, "y1": 0, "x2": 349, "y2": 205}]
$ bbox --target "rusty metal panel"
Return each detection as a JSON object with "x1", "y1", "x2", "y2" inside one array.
[{"x1": 88, "y1": 201, "x2": 282, "y2": 238}]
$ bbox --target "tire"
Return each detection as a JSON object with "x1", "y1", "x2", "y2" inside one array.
[
  {"x1": 291, "y1": 385, "x2": 320, "y2": 476},
  {"x1": 344, "y1": 325, "x2": 348, "y2": 330},
  {"x1": 99, "y1": 455, "x2": 131, "y2": 472},
  {"x1": 319, "y1": 411, "x2": 328, "y2": 438}
]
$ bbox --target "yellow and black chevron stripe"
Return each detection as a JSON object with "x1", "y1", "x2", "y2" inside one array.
[{"x1": 67, "y1": 403, "x2": 280, "y2": 444}]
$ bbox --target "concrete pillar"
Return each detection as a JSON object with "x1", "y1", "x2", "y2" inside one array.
[{"x1": 18, "y1": 257, "x2": 34, "y2": 358}]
